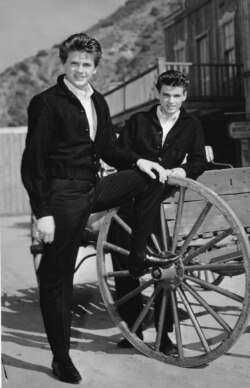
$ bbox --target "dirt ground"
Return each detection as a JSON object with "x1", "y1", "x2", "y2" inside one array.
[{"x1": 1, "y1": 215, "x2": 250, "y2": 388}]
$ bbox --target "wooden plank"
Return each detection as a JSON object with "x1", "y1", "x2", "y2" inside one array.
[
  {"x1": 163, "y1": 193, "x2": 250, "y2": 236},
  {"x1": 198, "y1": 168, "x2": 250, "y2": 195},
  {"x1": 165, "y1": 167, "x2": 250, "y2": 203}
]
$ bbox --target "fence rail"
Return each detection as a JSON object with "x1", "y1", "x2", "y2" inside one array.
[
  {"x1": 104, "y1": 61, "x2": 244, "y2": 117},
  {"x1": 105, "y1": 65, "x2": 159, "y2": 117}
]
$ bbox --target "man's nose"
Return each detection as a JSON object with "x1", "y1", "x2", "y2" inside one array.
[{"x1": 76, "y1": 65, "x2": 85, "y2": 73}]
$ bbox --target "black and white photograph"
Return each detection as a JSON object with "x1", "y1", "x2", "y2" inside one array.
[{"x1": 1, "y1": 0, "x2": 250, "y2": 387}]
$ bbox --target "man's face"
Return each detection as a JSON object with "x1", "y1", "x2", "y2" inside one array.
[
  {"x1": 158, "y1": 84, "x2": 187, "y2": 117},
  {"x1": 64, "y1": 51, "x2": 97, "y2": 90}
]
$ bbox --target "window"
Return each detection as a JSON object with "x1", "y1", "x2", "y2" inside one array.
[
  {"x1": 196, "y1": 33, "x2": 210, "y2": 95},
  {"x1": 174, "y1": 40, "x2": 186, "y2": 62},
  {"x1": 219, "y1": 11, "x2": 236, "y2": 85},
  {"x1": 223, "y1": 19, "x2": 236, "y2": 64}
]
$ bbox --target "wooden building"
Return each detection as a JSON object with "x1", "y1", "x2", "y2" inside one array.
[{"x1": 104, "y1": 0, "x2": 250, "y2": 167}]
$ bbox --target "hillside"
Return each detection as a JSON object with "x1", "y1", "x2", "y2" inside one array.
[{"x1": 0, "y1": 0, "x2": 181, "y2": 126}]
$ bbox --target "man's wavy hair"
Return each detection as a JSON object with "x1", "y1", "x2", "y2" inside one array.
[
  {"x1": 59, "y1": 33, "x2": 102, "y2": 66},
  {"x1": 156, "y1": 70, "x2": 189, "y2": 92}
]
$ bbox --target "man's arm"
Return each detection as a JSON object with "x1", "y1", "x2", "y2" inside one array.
[
  {"x1": 21, "y1": 95, "x2": 56, "y2": 242},
  {"x1": 180, "y1": 118, "x2": 207, "y2": 180}
]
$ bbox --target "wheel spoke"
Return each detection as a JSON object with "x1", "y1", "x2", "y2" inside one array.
[
  {"x1": 132, "y1": 283, "x2": 162, "y2": 334},
  {"x1": 183, "y1": 228, "x2": 233, "y2": 263},
  {"x1": 179, "y1": 202, "x2": 213, "y2": 255},
  {"x1": 177, "y1": 286, "x2": 211, "y2": 353},
  {"x1": 150, "y1": 233, "x2": 162, "y2": 252},
  {"x1": 171, "y1": 290, "x2": 183, "y2": 358},
  {"x1": 114, "y1": 279, "x2": 155, "y2": 307},
  {"x1": 105, "y1": 269, "x2": 131, "y2": 278},
  {"x1": 155, "y1": 287, "x2": 169, "y2": 351},
  {"x1": 185, "y1": 274, "x2": 243, "y2": 303},
  {"x1": 103, "y1": 241, "x2": 129, "y2": 256},
  {"x1": 160, "y1": 205, "x2": 171, "y2": 251},
  {"x1": 185, "y1": 262, "x2": 244, "y2": 273},
  {"x1": 171, "y1": 186, "x2": 186, "y2": 252},
  {"x1": 113, "y1": 213, "x2": 131, "y2": 234},
  {"x1": 186, "y1": 248, "x2": 243, "y2": 267},
  {"x1": 182, "y1": 282, "x2": 232, "y2": 332}
]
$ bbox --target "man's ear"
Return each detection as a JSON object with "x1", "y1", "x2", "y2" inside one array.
[
  {"x1": 183, "y1": 90, "x2": 187, "y2": 101},
  {"x1": 154, "y1": 85, "x2": 160, "y2": 99}
]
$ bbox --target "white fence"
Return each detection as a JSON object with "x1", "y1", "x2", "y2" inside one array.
[{"x1": 0, "y1": 127, "x2": 30, "y2": 215}]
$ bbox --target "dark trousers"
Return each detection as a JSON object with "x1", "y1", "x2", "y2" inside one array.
[
  {"x1": 38, "y1": 169, "x2": 164, "y2": 359},
  {"x1": 109, "y1": 186, "x2": 174, "y2": 341}
]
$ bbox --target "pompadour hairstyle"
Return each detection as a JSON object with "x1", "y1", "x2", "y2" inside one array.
[
  {"x1": 156, "y1": 70, "x2": 189, "y2": 92},
  {"x1": 59, "y1": 33, "x2": 102, "y2": 66}
]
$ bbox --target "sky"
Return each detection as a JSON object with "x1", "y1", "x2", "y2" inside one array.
[{"x1": 0, "y1": 0, "x2": 127, "y2": 73}]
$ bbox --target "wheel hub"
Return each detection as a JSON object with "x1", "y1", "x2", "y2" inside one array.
[{"x1": 151, "y1": 256, "x2": 184, "y2": 287}]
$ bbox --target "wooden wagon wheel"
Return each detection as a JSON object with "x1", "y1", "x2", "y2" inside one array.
[{"x1": 96, "y1": 176, "x2": 250, "y2": 367}]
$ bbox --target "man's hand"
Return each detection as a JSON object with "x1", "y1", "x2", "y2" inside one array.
[
  {"x1": 136, "y1": 159, "x2": 168, "y2": 183},
  {"x1": 36, "y1": 216, "x2": 55, "y2": 244},
  {"x1": 168, "y1": 167, "x2": 186, "y2": 177}
]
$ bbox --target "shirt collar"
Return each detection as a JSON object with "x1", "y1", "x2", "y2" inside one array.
[
  {"x1": 64, "y1": 76, "x2": 94, "y2": 99},
  {"x1": 157, "y1": 105, "x2": 180, "y2": 122}
]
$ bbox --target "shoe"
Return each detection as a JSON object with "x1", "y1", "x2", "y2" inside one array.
[
  {"x1": 117, "y1": 332, "x2": 143, "y2": 348},
  {"x1": 147, "y1": 251, "x2": 180, "y2": 268},
  {"x1": 160, "y1": 341, "x2": 178, "y2": 356},
  {"x1": 52, "y1": 356, "x2": 82, "y2": 384}
]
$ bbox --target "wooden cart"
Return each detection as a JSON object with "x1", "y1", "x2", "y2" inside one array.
[{"x1": 31, "y1": 166, "x2": 250, "y2": 368}]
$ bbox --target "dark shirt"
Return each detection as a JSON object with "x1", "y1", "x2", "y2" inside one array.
[
  {"x1": 119, "y1": 105, "x2": 206, "y2": 180},
  {"x1": 21, "y1": 75, "x2": 138, "y2": 218}
]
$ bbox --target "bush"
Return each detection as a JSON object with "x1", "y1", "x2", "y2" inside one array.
[
  {"x1": 36, "y1": 50, "x2": 48, "y2": 57},
  {"x1": 150, "y1": 6, "x2": 159, "y2": 16},
  {"x1": 16, "y1": 62, "x2": 29, "y2": 73}
]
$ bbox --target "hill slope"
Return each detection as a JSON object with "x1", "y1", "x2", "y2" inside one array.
[{"x1": 0, "y1": 0, "x2": 181, "y2": 126}]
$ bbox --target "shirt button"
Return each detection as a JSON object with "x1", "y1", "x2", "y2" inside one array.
[
  {"x1": 157, "y1": 145, "x2": 161, "y2": 150},
  {"x1": 86, "y1": 128, "x2": 89, "y2": 132},
  {"x1": 158, "y1": 157, "x2": 162, "y2": 162}
]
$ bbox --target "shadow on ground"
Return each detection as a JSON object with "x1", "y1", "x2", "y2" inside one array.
[
  {"x1": 1, "y1": 281, "x2": 137, "y2": 376},
  {"x1": 2, "y1": 280, "x2": 250, "y2": 376}
]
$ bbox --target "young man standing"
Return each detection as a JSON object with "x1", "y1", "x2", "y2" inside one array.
[
  {"x1": 21, "y1": 33, "x2": 167, "y2": 384},
  {"x1": 111, "y1": 70, "x2": 207, "y2": 354}
]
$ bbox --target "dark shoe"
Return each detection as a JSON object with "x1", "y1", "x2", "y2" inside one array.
[
  {"x1": 117, "y1": 332, "x2": 143, "y2": 348},
  {"x1": 52, "y1": 356, "x2": 82, "y2": 384},
  {"x1": 147, "y1": 251, "x2": 180, "y2": 268},
  {"x1": 160, "y1": 341, "x2": 178, "y2": 356}
]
